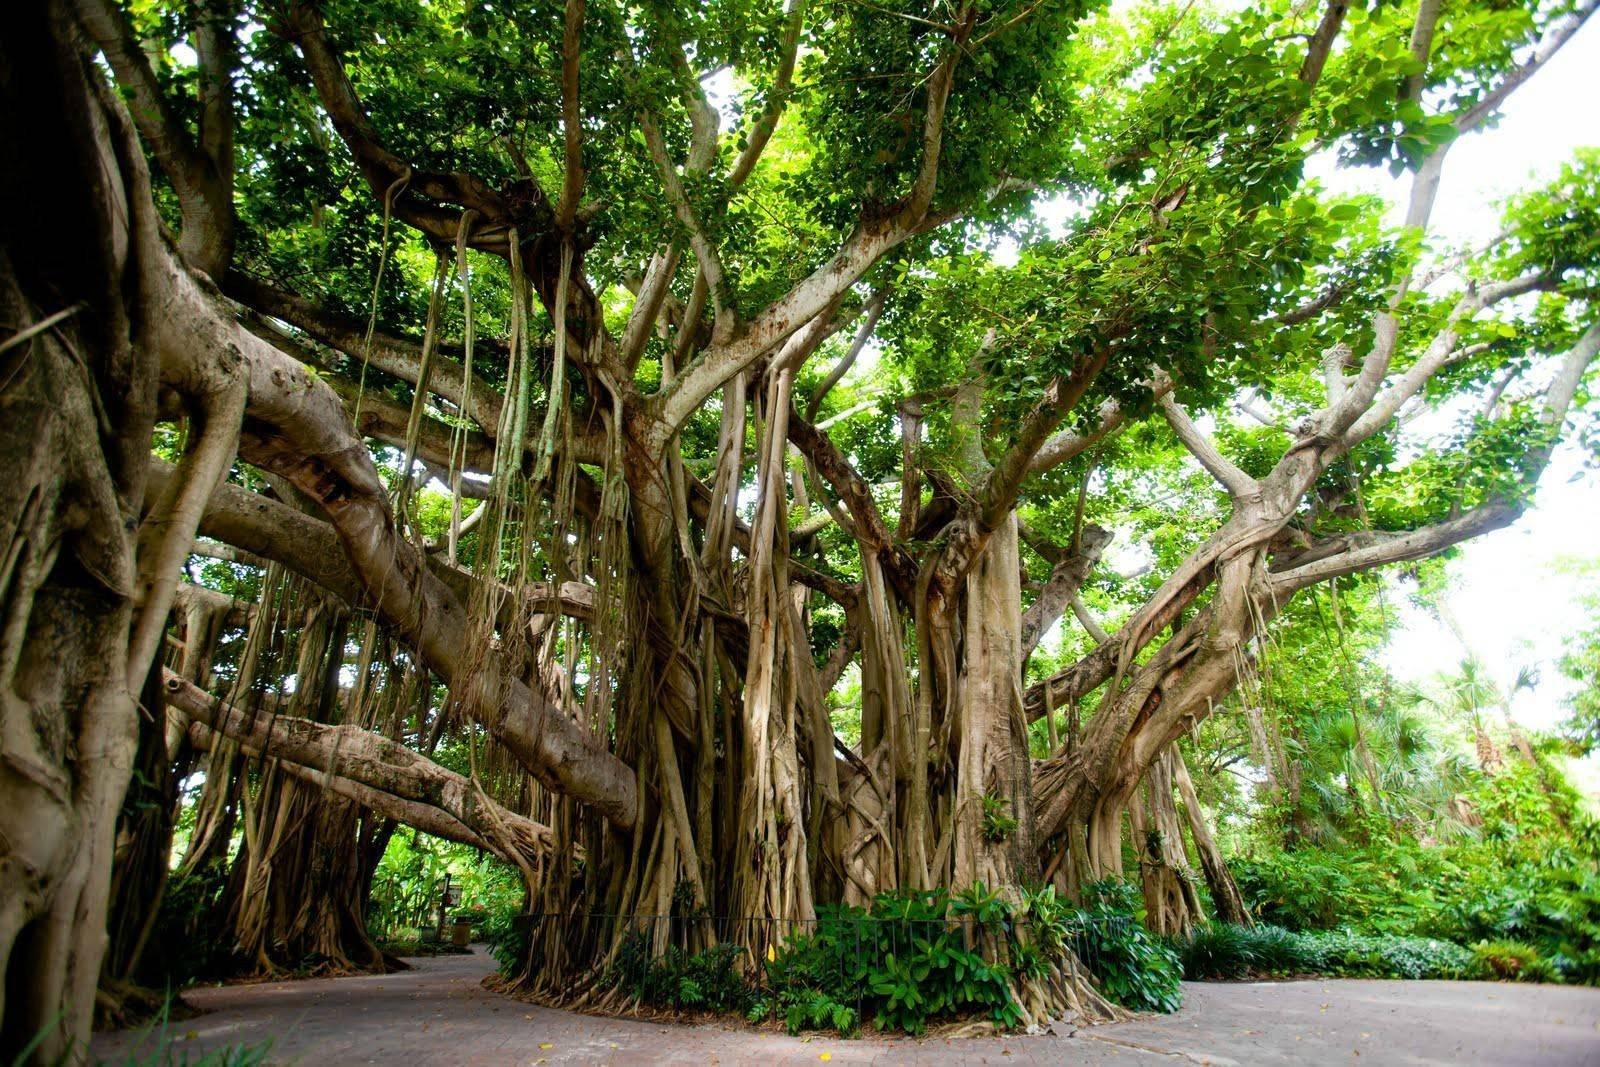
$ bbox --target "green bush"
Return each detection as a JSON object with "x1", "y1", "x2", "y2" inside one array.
[
  {"x1": 1179, "y1": 923, "x2": 1476, "y2": 981},
  {"x1": 144, "y1": 860, "x2": 236, "y2": 985},
  {"x1": 601, "y1": 882, "x2": 1186, "y2": 1036},
  {"x1": 1231, "y1": 759, "x2": 1600, "y2": 986},
  {"x1": 1298, "y1": 930, "x2": 1477, "y2": 980},
  {"x1": 1064, "y1": 881, "x2": 1183, "y2": 1013},
  {"x1": 610, "y1": 934, "x2": 756, "y2": 1015},
  {"x1": 1472, "y1": 939, "x2": 1557, "y2": 982},
  {"x1": 1179, "y1": 923, "x2": 1308, "y2": 980},
  {"x1": 1426, "y1": 854, "x2": 1600, "y2": 984},
  {"x1": 484, "y1": 904, "x2": 530, "y2": 977},
  {"x1": 761, "y1": 886, "x2": 1021, "y2": 1035}
]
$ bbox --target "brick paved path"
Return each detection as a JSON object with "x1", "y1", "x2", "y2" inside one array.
[{"x1": 93, "y1": 947, "x2": 1600, "y2": 1065}]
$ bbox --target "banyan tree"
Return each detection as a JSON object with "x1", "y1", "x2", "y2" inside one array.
[{"x1": 2, "y1": 0, "x2": 1598, "y2": 1058}]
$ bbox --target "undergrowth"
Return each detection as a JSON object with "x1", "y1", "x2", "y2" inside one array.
[{"x1": 495, "y1": 881, "x2": 1186, "y2": 1036}]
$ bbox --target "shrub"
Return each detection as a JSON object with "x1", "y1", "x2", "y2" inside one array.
[
  {"x1": 1230, "y1": 757, "x2": 1600, "y2": 986},
  {"x1": 1293, "y1": 930, "x2": 1476, "y2": 980},
  {"x1": 609, "y1": 933, "x2": 756, "y2": 1015},
  {"x1": 1179, "y1": 923, "x2": 1308, "y2": 980},
  {"x1": 484, "y1": 905, "x2": 530, "y2": 977},
  {"x1": 761, "y1": 886, "x2": 1021, "y2": 1035},
  {"x1": 1428, "y1": 855, "x2": 1600, "y2": 984},
  {"x1": 1233, "y1": 848, "x2": 1399, "y2": 931},
  {"x1": 1243, "y1": 925, "x2": 1310, "y2": 974},
  {"x1": 1178, "y1": 923, "x2": 1479, "y2": 981},
  {"x1": 1066, "y1": 880, "x2": 1183, "y2": 1013},
  {"x1": 555, "y1": 883, "x2": 1187, "y2": 1035},
  {"x1": 1473, "y1": 939, "x2": 1557, "y2": 982},
  {"x1": 145, "y1": 859, "x2": 236, "y2": 985}
]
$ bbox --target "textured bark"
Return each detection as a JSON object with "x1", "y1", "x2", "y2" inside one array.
[
  {"x1": 164, "y1": 672, "x2": 553, "y2": 866},
  {"x1": 149, "y1": 205, "x2": 637, "y2": 829},
  {"x1": 952, "y1": 516, "x2": 1036, "y2": 889},
  {"x1": 0, "y1": 7, "x2": 160, "y2": 1056},
  {"x1": 1172, "y1": 748, "x2": 1249, "y2": 926},
  {"x1": 732, "y1": 362, "x2": 815, "y2": 944},
  {"x1": 1019, "y1": 525, "x2": 1110, "y2": 662},
  {"x1": 1133, "y1": 749, "x2": 1203, "y2": 939}
]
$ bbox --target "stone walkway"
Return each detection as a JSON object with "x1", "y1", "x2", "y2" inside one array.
[{"x1": 93, "y1": 947, "x2": 1600, "y2": 1065}]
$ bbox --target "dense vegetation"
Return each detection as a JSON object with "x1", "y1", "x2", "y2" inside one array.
[
  {"x1": 1164, "y1": 561, "x2": 1600, "y2": 987},
  {"x1": 530, "y1": 880, "x2": 1185, "y2": 1033},
  {"x1": 2, "y1": 0, "x2": 1598, "y2": 1058}
]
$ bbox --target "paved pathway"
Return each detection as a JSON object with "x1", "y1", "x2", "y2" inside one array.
[{"x1": 93, "y1": 947, "x2": 1600, "y2": 1065}]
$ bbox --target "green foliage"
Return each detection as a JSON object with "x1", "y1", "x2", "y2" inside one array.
[
  {"x1": 980, "y1": 792, "x2": 1019, "y2": 843},
  {"x1": 1179, "y1": 923, "x2": 1304, "y2": 980},
  {"x1": 1472, "y1": 939, "x2": 1557, "y2": 983},
  {"x1": 1231, "y1": 757, "x2": 1600, "y2": 985},
  {"x1": 484, "y1": 902, "x2": 531, "y2": 978},
  {"x1": 1555, "y1": 559, "x2": 1600, "y2": 753},
  {"x1": 762, "y1": 888, "x2": 1021, "y2": 1035},
  {"x1": 368, "y1": 830, "x2": 521, "y2": 940},
  {"x1": 1296, "y1": 929, "x2": 1477, "y2": 980},
  {"x1": 1233, "y1": 846, "x2": 1418, "y2": 931},
  {"x1": 609, "y1": 934, "x2": 756, "y2": 1016},
  {"x1": 1178, "y1": 923, "x2": 1475, "y2": 982},
  {"x1": 1064, "y1": 881, "x2": 1183, "y2": 1013},
  {"x1": 144, "y1": 860, "x2": 236, "y2": 986},
  {"x1": 590, "y1": 882, "x2": 1184, "y2": 1036}
]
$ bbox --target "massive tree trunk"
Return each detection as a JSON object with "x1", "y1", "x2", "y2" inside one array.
[
  {"x1": 0, "y1": 8, "x2": 161, "y2": 1057},
  {"x1": 951, "y1": 516, "x2": 1036, "y2": 891}
]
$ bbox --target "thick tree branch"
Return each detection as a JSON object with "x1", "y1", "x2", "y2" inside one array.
[
  {"x1": 1020, "y1": 525, "x2": 1111, "y2": 660},
  {"x1": 1456, "y1": 1, "x2": 1598, "y2": 135},
  {"x1": 76, "y1": 0, "x2": 235, "y2": 276},
  {"x1": 1341, "y1": 271, "x2": 1552, "y2": 448},
  {"x1": 227, "y1": 270, "x2": 510, "y2": 435},
  {"x1": 1159, "y1": 393, "x2": 1257, "y2": 498},
  {"x1": 280, "y1": 1, "x2": 517, "y2": 245},
  {"x1": 1277, "y1": 319, "x2": 1600, "y2": 590},
  {"x1": 166, "y1": 671, "x2": 554, "y2": 863},
  {"x1": 556, "y1": 0, "x2": 586, "y2": 227}
]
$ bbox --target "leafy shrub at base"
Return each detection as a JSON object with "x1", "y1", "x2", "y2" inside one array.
[
  {"x1": 493, "y1": 882, "x2": 1185, "y2": 1035},
  {"x1": 1065, "y1": 881, "x2": 1183, "y2": 1013}
]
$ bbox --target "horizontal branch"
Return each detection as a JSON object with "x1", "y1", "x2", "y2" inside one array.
[
  {"x1": 228, "y1": 271, "x2": 508, "y2": 435},
  {"x1": 166, "y1": 670, "x2": 553, "y2": 864}
]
